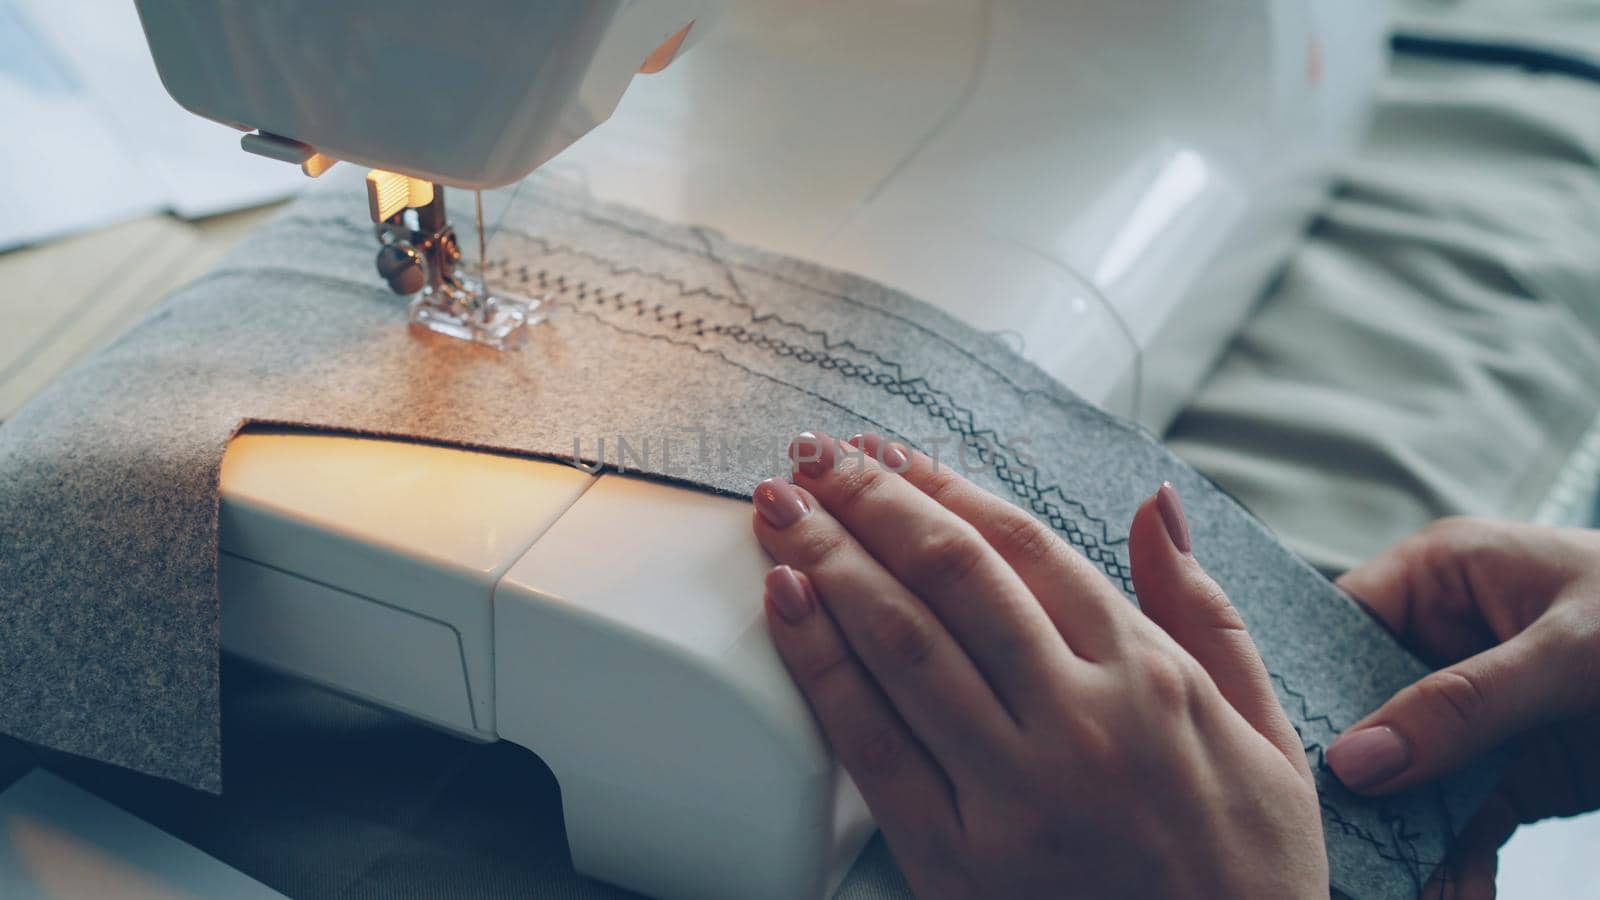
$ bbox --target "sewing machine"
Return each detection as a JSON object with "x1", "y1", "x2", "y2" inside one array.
[{"x1": 138, "y1": 2, "x2": 1388, "y2": 898}]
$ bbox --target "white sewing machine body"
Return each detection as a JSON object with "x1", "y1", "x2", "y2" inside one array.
[
  {"x1": 137, "y1": 0, "x2": 1390, "y2": 426},
  {"x1": 134, "y1": 0, "x2": 728, "y2": 190},
  {"x1": 179, "y1": 1, "x2": 1389, "y2": 898},
  {"x1": 560, "y1": 0, "x2": 1389, "y2": 428},
  {"x1": 218, "y1": 431, "x2": 863, "y2": 900}
]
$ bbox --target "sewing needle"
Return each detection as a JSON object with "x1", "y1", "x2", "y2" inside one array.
[{"x1": 475, "y1": 190, "x2": 488, "y2": 293}]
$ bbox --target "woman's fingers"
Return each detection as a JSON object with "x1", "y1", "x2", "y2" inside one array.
[
  {"x1": 848, "y1": 433, "x2": 1134, "y2": 661},
  {"x1": 1333, "y1": 527, "x2": 1498, "y2": 666},
  {"x1": 1326, "y1": 619, "x2": 1594, "y2": 795},
  {"x1": 752, "y1": 477, "x2": 1017, "y2": 772},
  {"x1": 1333, "y1": 518, "x2": 1570, "y2": 667},
  {"x1": 788, "y1": 433, "x2": 1078, "y2": 713},
  {"x1": 761, "y1": 566, "x2": 965, "y2": 877},
  {"x1": 752, "y1": 439, "x2": 1334, "y2": 896},
  {"x1": 1128, "y1": 483, "x2": 1311, "y2": 779}
]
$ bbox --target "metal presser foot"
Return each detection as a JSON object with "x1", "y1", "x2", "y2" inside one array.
[{"x1": 366, "y1": 171, "x2": 544, "y2": 349}]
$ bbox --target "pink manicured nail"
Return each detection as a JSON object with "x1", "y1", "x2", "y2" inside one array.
[
  {"x1": 789, "y1": 432, "x2": 833, "y2": 479},
  {"x1": 765, "y1": 565, "x2": 814, "y2": 624},
  {"x1": 754, "y1": 477, "x2": 810, "y2": 529},
  {"x1": 1328, "y1": 726, "x2": 1410, "y2": 790},
  {"x1": 880, "y1": 443, "x2": 909, "y2": 470},
  {"x1": 850, "y1": 433, "x2": 909, "y2": 471},
  {"x1": 1156, "y1": 482, "x2": 1191, "y2": 554}
]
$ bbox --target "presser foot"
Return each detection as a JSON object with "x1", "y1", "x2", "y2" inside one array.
[
  {"x1": 409, "y1": 275, "x2": 545, "y2": 350},
  {"x1": 367, "y1": 172, "x2": 546, "y2": 351}
]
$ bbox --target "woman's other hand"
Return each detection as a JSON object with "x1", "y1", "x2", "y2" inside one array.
[{"x1": 1331, "y1": 518, "x2": 1600, "y2": 897}]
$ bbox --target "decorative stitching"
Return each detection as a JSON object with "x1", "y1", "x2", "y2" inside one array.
[
  {"x1": 493, "y1": 246, "x2": 1138, "y2": 593},
  {"x1": 281, "y1": 212, "x2": 1138, "y2": 590},
  {"x1": 532, "y1": 197, "x2": 1073, "y2": 409},
  {"x1": 1273, "y1": 673, "x2": 1436, "y2": 892}
]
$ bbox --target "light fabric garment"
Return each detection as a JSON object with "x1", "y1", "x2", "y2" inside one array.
[
  {"x1": 1391, "y1": 0, "x2": 1600, "y2": 69},
  {"x1": 1168, "y1": 31, "x2": 1600, "y2": 574}
]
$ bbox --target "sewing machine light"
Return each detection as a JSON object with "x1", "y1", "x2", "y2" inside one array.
[{"x1": 367, "y1": 171, "x2": 434, "y2": 223}]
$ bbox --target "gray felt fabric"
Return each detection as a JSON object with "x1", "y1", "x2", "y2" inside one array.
[{"x1": 0, "y1": 175, "x2": 1497, "y2": 898}]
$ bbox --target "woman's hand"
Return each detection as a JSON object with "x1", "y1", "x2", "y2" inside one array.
[
  {"x1": 1329, "y1": 518, "x2": 1600, "y2": 897},
  {"x1": 750, "y1": 432, "x2": 1326, "y2": 899}
]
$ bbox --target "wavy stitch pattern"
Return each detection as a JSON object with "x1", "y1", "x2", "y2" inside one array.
[
  {"x1": 284, "y1": 212, "x2": 1138, "y2": 592},
  {"x1": 496, "y1": 247, "x2": 1138, "y2": 594},
  {"x1": 1272, "y1": 673, "x2": 1436, "y2": 893}
]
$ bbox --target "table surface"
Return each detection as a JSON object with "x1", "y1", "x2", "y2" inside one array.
[{"x1": 0, "y1": 205, "x2": 281, "y2": 422}]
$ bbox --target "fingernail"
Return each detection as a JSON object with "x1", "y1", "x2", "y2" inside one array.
[
  {"x1": 765, "y1": 565, "x2": 814, "y2": 624},
  {"x1": 1156, "y1": 482, "x2": 1191, "y2": 554},
  {"x1": 880, "y1": 442, "x2": 909, "y2": 470},
  {"x1": 789, "y1": 431, "x2": 833, "y2": 479},
  {"x1": 755, "y1": 477, "x2": 810, "y2": 529},
  {"x1": 849, "y1": 433, "x2": 908, "y2": 470},
  {"x1": 1328, "y1": 726, "x2": 1410, "y2": 790}
]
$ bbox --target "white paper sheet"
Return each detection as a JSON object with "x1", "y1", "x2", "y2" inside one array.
[{"x1": 0, "y1": 770, "x2": 286, "y2": 900}]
